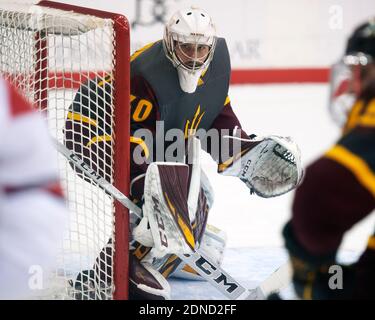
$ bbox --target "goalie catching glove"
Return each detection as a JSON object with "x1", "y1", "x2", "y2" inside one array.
[{"x1": 219, "y1": 134, "x2": 303, "y2": 198}]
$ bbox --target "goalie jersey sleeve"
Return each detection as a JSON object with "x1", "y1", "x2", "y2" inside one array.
[
  {"x1": 0, "y1": 78, "x2": 67, "y2": 299},
  {"x1": 291, "y1": 99, "x2": 375, "y2": 257}
]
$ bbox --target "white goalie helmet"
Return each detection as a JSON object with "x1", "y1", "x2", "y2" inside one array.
[{"x1": 163, "y1": 7, "x2": 217, "y2": 93}]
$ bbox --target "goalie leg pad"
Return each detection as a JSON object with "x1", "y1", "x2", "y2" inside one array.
[{"x1": 141, "y1": 162, "x2": 195, "y2": 257}]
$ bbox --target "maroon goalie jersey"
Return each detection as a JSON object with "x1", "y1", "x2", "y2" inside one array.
[
  {"x1": 291, "y1": 98, "x2": 375, "y2": 298},
  {"x1": 65, "y1": 40, "x2": 252, "y2": 204}
]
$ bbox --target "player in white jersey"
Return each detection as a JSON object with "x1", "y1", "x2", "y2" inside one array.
[{"x1": 0, "y1": 77, "x2": 68, "y2": 299}]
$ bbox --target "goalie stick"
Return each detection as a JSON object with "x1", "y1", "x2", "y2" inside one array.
[{"x1": 55, "y1": 140, "x2": 290, "y2": 300}]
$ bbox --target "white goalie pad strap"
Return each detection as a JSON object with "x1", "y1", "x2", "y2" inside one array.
[
  {"x1": 171, "y1": 224, "x2": 227, "y2": 281},
  {"x1": 200, "y1": 169, "x2": 214, "y2": 209},
  {"x1": 221, "y1": 135, "x2": 303, "y2": 198},
  {"x1": 187, "y1": 137, "x2": 201, "y2": 222},
  {"x1": 131, "y1": 261, "x2": 171, "y2": 300},
  {"x1": 132, "y1": 215, "x2": 154, "y2": 248},
  {"x1": 142, "y1": 162, "x2": 194, "y2": 258}
]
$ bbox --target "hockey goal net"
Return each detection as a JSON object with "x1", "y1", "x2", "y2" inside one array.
[{"x1": 0, "y1": 1, "x2": 130, "y2": 299}]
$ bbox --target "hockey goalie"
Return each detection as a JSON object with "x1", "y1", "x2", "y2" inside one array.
[{"x1": 65, "y1": 7, "x2": 303, "y2": 299}]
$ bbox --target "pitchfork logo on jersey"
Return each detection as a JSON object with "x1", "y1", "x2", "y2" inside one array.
[{"x1": 184, "y1": 105, "x2": 205, "y2": 138}]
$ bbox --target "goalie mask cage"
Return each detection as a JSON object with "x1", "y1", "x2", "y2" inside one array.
[{"x1": 0, "y1": 1, "x2": 130, "y2": 299}]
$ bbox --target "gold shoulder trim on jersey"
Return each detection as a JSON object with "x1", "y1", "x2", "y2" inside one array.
[
  {"x1": 131, "y1": 42, "x2": 157, "y2": 62},
  {"x1": 344, "y1": 101, "x2": 364, "y2": 133},
  {"x1": 358, "y1": 100, "x2": 375, "y2": 128},
  {"x1": 224, "y1": 96, "x2": 230, "y2": 106},
  {"x1": 325, "y1": 145, "x2": 375, "y2": 197},
  {"x1": 343, "y1": 99, "x2": 375, "y2": 133},
  {"x1": 359, "y1": 115, "x2": 375, "y2": 127},
  {"x1": 130, "y1": 136, "x2": 150, "y2": 158},
  {"x1": 86, "y1": 134, "x2": 112, "y2": 147},
  {"x1": 67, "y1": 111, "x2": 97, "y2": 127}
]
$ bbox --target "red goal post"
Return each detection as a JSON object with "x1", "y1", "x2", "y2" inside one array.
[
  {"x1": 39, "y1": 0, "x2": 130, "y2": 300},
  {"x1": 0, "y1": 1, "x2": 130, "y2": 299}
]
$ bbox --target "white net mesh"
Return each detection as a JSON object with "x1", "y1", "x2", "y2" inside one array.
[{"x1": 0, "y1": 2, "x2": 126, "y2": 299}]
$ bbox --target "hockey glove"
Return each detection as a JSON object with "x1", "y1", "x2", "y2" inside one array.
[{"x1": 219, "y1": 135, "x2": 303, "y2": 198}]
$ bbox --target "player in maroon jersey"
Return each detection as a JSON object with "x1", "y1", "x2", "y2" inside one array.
[{"x1": 283, "y1": 19, "x2": 375, "y2": 300}]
